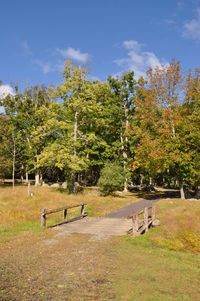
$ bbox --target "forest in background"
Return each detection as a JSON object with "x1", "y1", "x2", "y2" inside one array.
[{"x1": 0, "y1": 60, "x2": 199, "y2": 199}]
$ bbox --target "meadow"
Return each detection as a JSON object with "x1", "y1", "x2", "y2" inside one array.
[{"x1": 0, "y1": 186, "x2": 200, "y2": 300}]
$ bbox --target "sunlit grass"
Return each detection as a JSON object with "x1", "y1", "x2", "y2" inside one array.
[
  {"x1": 145, "y1": 199, "x2": 200, "y2": 253},
  {"x1": 0, "y1": 185, "x2": 139, "y2": 239}
]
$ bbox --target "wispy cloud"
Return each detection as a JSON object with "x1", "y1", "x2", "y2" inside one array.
[
  {"x1": 115, "y1": 40, "x2": 168, "y2": 78},
  {"x1": 31, "y1": 59, "x2": 51, "y2": 74},
  {"x1": 56, "y1": 47, "x2": 90, "y2": 64},
  {"x1": 21, "y1": 40, "x2": 32, "y2": 56},
  {"x1": 183, "y1": 8, "x2": 200, "y2": 41},
  {"x1": 21, "y1": 41, "x2": 91, "y2": 74}
]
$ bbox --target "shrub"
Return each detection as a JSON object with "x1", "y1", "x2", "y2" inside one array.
[{"x1": 98, "y1": 162, "x2": 124, "y2": 195}]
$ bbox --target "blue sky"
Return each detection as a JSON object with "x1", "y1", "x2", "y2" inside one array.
[{"x1": 0, "y1": 0, "x2": 200, "y2": 96}]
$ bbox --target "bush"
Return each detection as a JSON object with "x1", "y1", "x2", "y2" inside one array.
[{"x1": 98, "y1": 162, "x2": 124, "y2": 195}]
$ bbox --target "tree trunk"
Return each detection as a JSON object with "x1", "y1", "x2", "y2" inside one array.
[
  {"x1": 35, "y1": 170, "x2": 40, "y2": 186},
  {"x1": 71, "y1": 110, "x2": 78, "y2": 193},
  {"x1": 140, "y1": 174, "x2": 143, "y2": 186},
  {"x1": 25, "y1": 168, "x2": 29, "y2": 183},
  {"x1": 195, "y1": 186, "x2": 200, "y2": 199},
  {"x1": 21, "y1": 164, "x2": 24, "y2": 184},
  {"x1": 120, "y1": 133, "x2": 128, "y2": 192},
  {"x1": 35, "y1": 156, "x2": 40, "y2": 186},
  {"x1": 149, "y1": 177, "x2": 153, "y2": 185},
  {"x1": 180, "y1": 181, "x2": 185, "y2": 200},
  {"x1": 12, "y1": 138, "x2": 16, "y2": 191}
]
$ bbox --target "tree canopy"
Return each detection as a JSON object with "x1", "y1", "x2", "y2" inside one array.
[{"x1": 0, "y1": 60, "x2": 199, "y2": 198}]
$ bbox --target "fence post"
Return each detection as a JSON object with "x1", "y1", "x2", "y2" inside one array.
[
  {"x1": 41, "y1": 208, "x2": 46, "y2": 227},
  {"x1": 132, "y1": 213, "x2": 139, "y2": 235},
  {"x1": 64, "y1": 209, "x2": 68, "y2": 221},
  {"x1": 152, "y1": 204, "x2": 155, "y2": 222},
  {"x1": 81, "y1": 203, "x2": 85, "y2": 217},
  {"x1": 144, "y1": 207, "x2": 148, "y2": 232}
]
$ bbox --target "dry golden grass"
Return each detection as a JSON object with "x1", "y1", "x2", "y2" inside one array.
[
  {"x1": 1, "y1": 186, "x2": 200, "y2": 254},
  {"x1": 0, "y1": 185, "x2": 139, "y2": 238},
  {"x1": 148, "y1": 199, "x2": 200, "y2": 252}
]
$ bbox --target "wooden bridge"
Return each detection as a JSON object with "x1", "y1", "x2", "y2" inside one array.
[{"x1": 41, "y1": 201, "x2": 159, "y2": 237}]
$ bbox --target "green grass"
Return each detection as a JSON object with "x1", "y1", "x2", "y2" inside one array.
[
  {"x1": 0, "y1": 186, "x2": 200, "y2": 300},
  {"x1": 110, "y1": 234, "x2": 200, "y2": 300}
]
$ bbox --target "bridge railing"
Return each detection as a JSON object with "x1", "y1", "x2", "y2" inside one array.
[
  {"x1": 128, "y1": 204, "x2": 156, "y2": 235},
  {"x1": 41, "y1": 203, "x2": 87, "y2": 228}
]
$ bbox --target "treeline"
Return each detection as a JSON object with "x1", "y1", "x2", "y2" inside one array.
[{"x1": 0, "y1": 60, "x2": 199, "y2": 198}]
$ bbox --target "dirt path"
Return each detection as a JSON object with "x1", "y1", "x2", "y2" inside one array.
[{"x1": 106, "y1": 199, "x2": 159, "y2": 218}]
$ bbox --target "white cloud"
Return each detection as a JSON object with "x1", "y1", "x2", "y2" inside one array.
[
  {"x1": 183, "y1": 8, "x2": 200, "y2": 40},
  {"x1": 123, "y1": 40, "x2": 142, "y2": 51},
  {"x1": 115, "y1": 40, "x2": 168, "y2": 78},
  {"x1": 56, "y1": 47, "x2": 90, "y2": 64},
  {"x1": 21, "y1": 40, "x2": 32, "y2": 56},
  {"x1": 32, "y1": 59, "x2": 51, "y2": 74},
  {"x1": 0, "y1": 85, "x2": 14, "y2": 99}
]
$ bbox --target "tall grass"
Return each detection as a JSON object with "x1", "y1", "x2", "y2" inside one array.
[{"x1": 0, "y1": 186, "x2": 138, "y2": 238}]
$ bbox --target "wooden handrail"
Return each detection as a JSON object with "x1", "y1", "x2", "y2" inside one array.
[
  {"x1": 129, "y1": 204, "x2": 156, "y2": 235},
  {"x1": 45, "y1": 203, "x2": 84, "y2": 215},
  {"x1": 41, "y1": 202, "x2": 87, "y2": 228}
]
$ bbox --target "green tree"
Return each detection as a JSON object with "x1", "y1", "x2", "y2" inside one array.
[
  {"x1": 98, "y1": 161, "x2": 124, "y2": 195},
  {"x1": 107, "y1": 72, "x2": 137, "y2": 191}
]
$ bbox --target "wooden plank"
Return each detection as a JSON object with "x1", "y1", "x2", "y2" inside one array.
[
  {"x1": 41, "y1": 208, "x2": 46, "y2": 227},
  {"x1": 144, "y1": 207, "x2": 148, "y2": 232},
  {"x1": 47, "y1": 214, "x2": 88, "y2": 228},
  {"x1": 45, "y1": 203, "x2": 86, "y2": 215},
  {"x1": 64, "y1": 209, "x2": 67, "y2": 221},
  {"x1": 132, "y1": 213, "x2": 139, "y2": 234},
  {"x1": 128, "y1": 205, "x2": 153, "y2": 219},
  {"x1": 81, "y1": 203, "x2": 85, "y2": 217},
  {"x1": 152, "y1": 204, "x2": 155, "y2": 222}
]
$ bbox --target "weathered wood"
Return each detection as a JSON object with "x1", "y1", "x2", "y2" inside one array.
[
  {"x1": 144, "y1": 207, "x2": 149, "y2": 232},
  {"x1": 152, "y1": 204, "x2": 155, "y2": 222},
  {"x1": 81, "y1": 203, "x2": 85, "y2": 217},
  {"x1": 45, "y1": 203, "x2": 86, "y2": 215},
  {"x1": 48, "y1": 214, "x2": 87, "y2": 228},
  {"x1": 64, "y1": 209, "x2": 67, "y2": 221},
  {"x1": 132, "y1": 213, "x2": 139, "y2": 234},
  {"x1": 41, "y1": 208, "x2": 46, "y2": 227},
  {"x1": 41, "y1": 203, "x2": 87, "y2": 228},
  {"x1": 152, "y1": 219, "x2": 160, "y2": 227}
]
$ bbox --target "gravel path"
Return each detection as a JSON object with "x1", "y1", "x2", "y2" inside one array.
[{"x1": 106, "y1": 199, "x2": 159, "y2": 218}]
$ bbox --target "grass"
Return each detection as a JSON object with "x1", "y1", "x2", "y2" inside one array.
[
  {"x1": 0, "y1": 185, "x2": 139, "y2": 240},
  {"x1": 0, "y1": 186, "x2": 200, "y2": 300},
  {"x1": 149, "y1": 199, "x2": 200, "y2": 253}
]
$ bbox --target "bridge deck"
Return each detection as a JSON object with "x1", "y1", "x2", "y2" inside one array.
[
  {"x1": 55, "y1": 200, "x2": 158, "y2": 237},
  {"x1": 57, "y1": 217, "x2": 132, "y2": 237}
]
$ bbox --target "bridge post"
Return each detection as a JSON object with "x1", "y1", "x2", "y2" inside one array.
[
  {"x1": 81, "y1": 203, "x2": 85, "y2": 217},
  {"x1": 64, "y1": 209, "x2": 68, "y2": 221},
  {"x1": 132, "y1": 213, "x2": 139, "y2": 235},
  {"x1": 144, "y1": 207, "x2": 148, "y2": 232},
  {"x1": 41, "y1": 208, "x2": 46, "y2": 227},
  {"x1": 152, "y1": 204, "x2": 155, "y2": 222}
]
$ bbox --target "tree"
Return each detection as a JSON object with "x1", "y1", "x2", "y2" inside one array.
[
  {"x1": 107, "y1": 72, "x2": 137, "y2": 191},
  {"x1": 98, "y1": 161, "x2": 124, "y2": 195}
]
